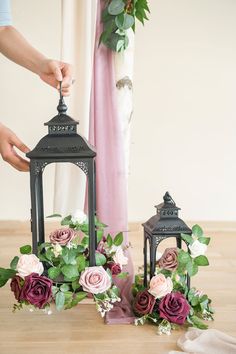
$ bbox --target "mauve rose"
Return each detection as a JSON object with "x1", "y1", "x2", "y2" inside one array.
[
  {"x1": 133, "y1": 289, "x2": 156, "y2": 316},
  {"x1": 10, "y1": 276, "x2": 23, "y2": 301},
  {"x1": 49, "y1": 228, "x2": 76, "y2": 246},
  {"x1": 159, "y1": 291, "x2": 190, "y2": 325},
  {"x1": 20, "y1": 273, "x2": 53, "y2": 309},
  {"x1": 107, "y1": 262, "x2": 122, "y2": 275},
  {"x1": 79, "y1": 266, "x2": 111, "y2": 294},
  {"x1": 157, "y1": 247, "x2": 178, "y2": 271}
]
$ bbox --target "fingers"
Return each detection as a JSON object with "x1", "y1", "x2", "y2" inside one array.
[
  {"x1": 10, "y1": 134, "x2": 30, "y2": 153},
  {"x1": 2, "y1": 146, "x2": 29, "y2": 172}
]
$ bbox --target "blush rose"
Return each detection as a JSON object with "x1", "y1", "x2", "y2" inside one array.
[
  {"x1": 79, "y1": 266, "x2": 111, "y2": 294},
  {"x1": 148, "y1": 273, "x2": 173, "y2": 299},
  {"x1": 16, "y1": 254, "x2": 44, "y2": 278},
  {"x1": 159, "y1": 291, "x2": 190, "y2": 325}
]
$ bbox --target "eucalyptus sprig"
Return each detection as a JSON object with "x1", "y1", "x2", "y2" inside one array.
[{"x1": 100, "y1": 0, "x2": 150, "y2": 52}]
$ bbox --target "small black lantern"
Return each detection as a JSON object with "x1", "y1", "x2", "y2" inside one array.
[
  {"x1": 27, "y1": 86, "x2": 97, "y2": 266},
  {"x1": 142, "y1": 192, "x2": 192, "y2": 287}
]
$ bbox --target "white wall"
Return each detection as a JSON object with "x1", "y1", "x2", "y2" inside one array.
[
  {"x1": 0, "y1": 0, "x2": 236, "y2": 222},
  {"x1": 0, "y1": 0, "x2": 61, "y2": 220},
  {"x1": 129, "y1": 0, "x2": 236, "y2": 221}
]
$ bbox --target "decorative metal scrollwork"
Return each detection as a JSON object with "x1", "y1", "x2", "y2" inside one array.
[{"x1": 75, "y1": 161, "x2": 89, "y2": 175}]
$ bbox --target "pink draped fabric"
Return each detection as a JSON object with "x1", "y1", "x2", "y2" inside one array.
[{"x1": 89, "y1": 0, "x2": 134, "y2": 324}]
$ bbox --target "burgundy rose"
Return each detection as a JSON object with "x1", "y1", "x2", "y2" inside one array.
[
  {"x1": 159, "y1": 291, "x2": 190, "y2": 325},
  {"x1": 133, "y1": 289, "x2": 156, "y2": 316},
  {"x1": 49, "y1": 228, "x2": 75, "y2": 246},
  {"x1": 10, "y1": 276, "x2": 23, "y2": 301},
  {"x1": 107, "y1": 262, "x2": 122, "y2": 275},
  {"x1": 157, "y1": 247, "x2": 178, "y2": 271},
  {"x1": 20, "y1": 273, "x2": 53, "y2": 309}
]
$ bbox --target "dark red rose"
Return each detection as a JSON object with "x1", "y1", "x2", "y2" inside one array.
[
  {"x1": 157, "y1": 247, "x2": 178, "y2": 271},
  {"x1": 10, "y1": 276, "x2": 23, "y2": 301},
  {"x1": 20, "y1": 273, "x2": 52, "y2": 309},
  {"x1": 133, "y1": 289, "x2": 156, "y2": 316},
  {"x1": 159, "y1": 292, "x2": 190, "y2": 325},
  {"x1": 107, "y1": 262, "x2": 122, "y2": 275}
]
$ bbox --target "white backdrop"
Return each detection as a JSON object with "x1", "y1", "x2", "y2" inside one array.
[{"x1": 0, "y1": 0, "x2": 236, "y2": 222}]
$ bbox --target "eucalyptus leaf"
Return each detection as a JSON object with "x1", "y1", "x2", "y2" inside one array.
[
  {"x1": 95, "y1": 252, "x2": 107, "y2": 266},
  {"x1": 61, "y1": 264, "x2": 79, "y2": 279},
  {"x1": 60, "y1": 284, "x2": 70, "y2": 292},
  {"x1": 186, "y1": 260, "x2": 198, "y2": 276},
  {"x1": 106, "y1": 234, "x2": 113, "y2": 248},
  {"x1": 192, "y1": 224, "x2": 203, "y2": 237},
  {"x1": 48, "y1": 267, "x2": 61, "y2": 280},
  {"x1": 76, "y1": 254, "x2": 86, "y2": 272},
  {"x1": 189, "y1": 315, "x2": 208, "y2": 329},
  {"x1": 61, "y1": 215, "x2": 72, "y2": 226},
  {"x1": 198, "y1": 237, "x2": 210, "y2": 245},
  {"x1": 194, "y1": 255, "x2": 209, "y2": 266},
  {"x1": 108, "y1": 0, "x2": 125, "y2": 16},
  {"x1": 113, "y1": 232, "x2": 123, "y2": 246},
  {"x1": 181, "y1": 233, "x2": 193, "y2": 245},
  {"x1": 115, "y1": 13, "x2": 135, "y2": 30},
  {"x1": 55, "y1": 291, "x2": 65, "y2": 311},
  {"x1": 178, "y1": 250, "x2": 191, "y2": 264}
]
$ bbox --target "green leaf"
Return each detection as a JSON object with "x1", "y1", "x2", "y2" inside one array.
[
  {"x1": 115, "y1": 13, "x2": 135, "y2": 30},
  {"x1": 61, "y1": 264, "x2": 79, "y2": 279},
  {"x1": 10, "y1": 256, "x2": 19, "y2": 270},
  {"x1": 72, "y1": 279, "x2": 81, "y2": 292},
  {"x1": 45, "y1": 248, "x2": 54, "y2": 261},
  {"x1": 61, "y1": 215, "x2": 72, "y2": 226},
  {"x1": 116, "y1": 272, "x2": 128, "y2": 279},
  {"x1": 106, "y1": 234, "x2": 113, "y2": 248},
  {"x1": 192, "y1": 224, "x2": 203, "y2": 237},
  {"x1": 62, "y1": 248, "x2": 77, "y2": 265},
  {"x1": 178, "y1": 250, "x2": 191, "y2": 264},
  {"x1": 81, "y1": 236, "x2": 89, "y2": 247},
  {"x1": 95, "y1": 252, "x2": 107, "y2": 266},
  {"x1": 189, "y1": 315, "x2": 208, "y2": 329},
  {"x1": 76, "y1": 254, "x2": 86, "y2": 272},
  {"x1": 113, "y1": 232, "x2": 123, "y2": 246},
  {"x1": 191, "y1": 296, "x2": 199, "y2": 307},
  {"x1": 55, "y1": 291, "x2": 65, "y2": 311},
  {"x1": 96, "y1": 230, "x2": 103, "y2": 243},
  {"x1": 198, "y1": 237, "x2": 211, "y2": 245},
  {"x1": 20, "y1": 245, "x2": 32, "y2": 255},
  {"x1": 74, "y1": 291, "x2": 87, "y2": 303},
  {"x1": 48, "y1": 267, "x2": 61, "y2": 280},
  {"x1": 0, "y1": 267, "x2": 17, "y2": 280},
  {"x1": 181, "y1": 233, "x2": 193, "y2": 245},
  {"x1": 186, "y1": 260, "x2": 198, "y2": 276},
  {"x1": 194, "y1": 255, "x2": 209, "y2": 266},
  {"x1": 60, "y1": 284, "x2": 70, "y2": 292},
  {"x1": 108, "y1": 0, "x2": 125, "y2": 16},
  {"x1": 46, "y1": 214, "x2": 62, "y2": 218}
]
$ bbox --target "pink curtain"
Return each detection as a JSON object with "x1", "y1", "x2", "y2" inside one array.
[{"x1": 89, "y1": 0, "x2": 134, "y2": 324}]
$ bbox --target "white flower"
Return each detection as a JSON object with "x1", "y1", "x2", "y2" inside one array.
[
  {"x1": 71, "y1": 209, "x2": 87, "y2": 225},
  {"x1": 52, "y1": 243, "x2": 62, "y2": 257},
  {"x1": 16, "y1": 254, "x2": 44, "y2": 278},
  {"x1": 113, "y1": 246, "x2": 128, "y2": 269},
  {"x1": 189, "y1": 240, "x2": 207, "y2": 258}
]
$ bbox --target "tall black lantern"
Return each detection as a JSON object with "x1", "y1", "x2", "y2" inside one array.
[
  {"x1": 142, "y1": 192, "x2": 192, "y2": 287},
  {"x1": 26, "y1": 88, "x2": 97, "y2": 266}
]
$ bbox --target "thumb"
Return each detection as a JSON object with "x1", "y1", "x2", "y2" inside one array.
[{"x1": 52, "y1": 62, "x2": 63, "y2": 82}]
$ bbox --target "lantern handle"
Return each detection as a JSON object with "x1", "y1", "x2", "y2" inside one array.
[{"x1": 57, "y1": 81, "x2": 68, "y2": 115}]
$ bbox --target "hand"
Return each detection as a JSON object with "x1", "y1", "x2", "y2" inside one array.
[
  {"x1": 38, "y1": 59, "x2": 73, "y2": 96},
  {"x1": 0, "y1": 123, "x2": 30, "y2": 172}
]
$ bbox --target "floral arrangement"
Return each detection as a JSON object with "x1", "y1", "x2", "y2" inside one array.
[
  {"x1": 0, "y1": 210, "x2": 129, "y2": 316},
  {"x1": 100, "y1": 0, "x2": 150, "y2": 52},
  {"x1": 132, "y1": 225, "x2": 214, "y2": 335}
]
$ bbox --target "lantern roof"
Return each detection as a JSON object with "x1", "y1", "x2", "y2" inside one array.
[
  {"x1": 27, "y1": 93, "x2": 96, "y2": 159},
  {"x1": 142, "y1": 192, "x2": 192, "y2": 235}
]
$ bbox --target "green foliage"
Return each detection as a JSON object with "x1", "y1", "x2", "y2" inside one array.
[
  {"x1": 192, "y1": 224, "x2": 203, "y2": 237},
  {"x1": 106, "y1": 234, "x2": 113, "y2": 248},
  {"x1": 61, "y1": 265, "x2": 79, "y2": 280},
  {"x1": 181, "y1": 233, "x2": 193, "y2": 245},
  {"x1": 188, "y1": 315, "x2": 208, "y2": 329},
  {"x1": 20, "y1": 245, "x2": 32, "y2": 255},
  {"x1": 116, "y1": 271, "x2": 129, "y2": 279},
  {"x1": 61, "y1": 215, "x2": 72, "y2": 226},
  {"x1": 194, "y1": 255, "x2": 209, "y2": 266},
  {"x1": 55, "y1": 291, "x2": 65, "y2": 311},
  {"x1": 76, "y1": 254, "x2": 86, "y2": 272},
  {"x1": 0, "y1": 268, "x2": 17, "y2": 287},
  {"x1": 113, "y1": 232, "x2": 123, "y2": 246},
  {"x1": 46, "y1": 214, "x2": 62, "y2": 218},
  {"x1": 48, "y1": 267, "x2": 61, "y2": 280},
  {"x1": 95, "y1": 252, "x2": 107, "y2": 266},
  {"x1": 100, "y1": 0, "x2": 150, "y2": 52},
  {"x1": 10, "y1": 256, "x2": 19, "y2": 270}
]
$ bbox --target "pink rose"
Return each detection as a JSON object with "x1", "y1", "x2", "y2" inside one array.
[
  {"x1": 79, "y1": 266, "x2": 111, "y2": 294},
  {"x1": 49, "y1": 228, "x2": 76, "y2": 246},
  {"x1": 16, "y1": 254, "x2": 44, "y2": 278},
  {"x1": 148, "y1": 273, "x2": 173, "y2": 299},
  {"x1": 113, "y1": 247, "x2": 128, "y2": 269}
]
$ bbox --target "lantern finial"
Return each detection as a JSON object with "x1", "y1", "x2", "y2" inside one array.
[
  {"x1": 163, "y1": 191, "x2": 175, "y2": 206},
  {"x1": 57, "y1": 82, "x2": 68, "y2": 115}
]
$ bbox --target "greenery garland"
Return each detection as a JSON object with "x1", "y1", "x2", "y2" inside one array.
[{"x1": 100, "y1": 0, "x2": 150, "y2": 52}]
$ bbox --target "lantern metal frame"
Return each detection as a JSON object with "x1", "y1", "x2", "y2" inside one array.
[
  {"x1": 26, "y1": 87, "x2": 97, "y2": 266},
  {"x1": 142, "y1": 192, "x2": 192, "y2": 287}
]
